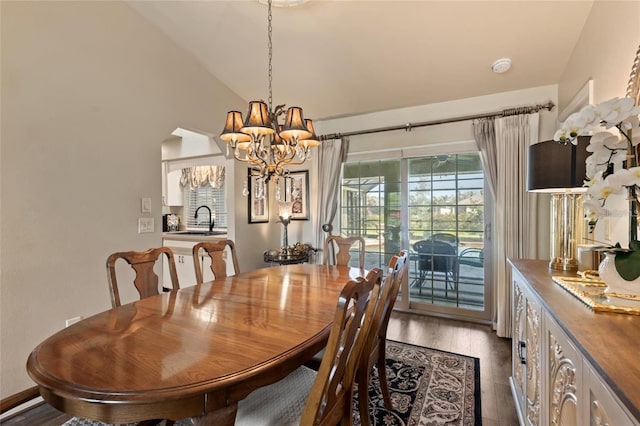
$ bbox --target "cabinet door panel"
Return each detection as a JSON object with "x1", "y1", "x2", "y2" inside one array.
[
  {"x1": 175, "y1": 254, "x2": 197, "y2": 287},
  {"x1": 513, "y1": 280, "x2": 527, "y2": 414},
  {"x1": 512, "y1": 270, "x2": 542, "y2": 426},
  {"x1": 166, "y1": 170, "x2": 183, "y2": 206},
  {"x1": 525, "y1": 295, "x2": 542, "y2": 426},
  {"x1": 586, "y1": 361, "x2": 638, "y2": 426},
  {"x1": 547, "y1": 315, "x2": 581, "y2": 426}
]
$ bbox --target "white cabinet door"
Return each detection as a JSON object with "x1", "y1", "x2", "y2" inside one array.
[
  {"x1": 585, "y1": 361, "x2": 639, "y2": 426},
  {"x1": 511, "y1": 269, "x2": 542, "y2": 426},
  {"x1": 166, "y1": 170, "x2": 183, "y2": 206},
  {"x1": 546, "y1": 314, "x2": 583, "y2": 426},
  {"x1": 175, "y1": 253, "x2": 196, "y2": 288},
  {"x1": 512, "y1": 276, "x2": 528, "y2": 420},
  {"x1": 163, "y1": 240, "x2": 197, "y2": 288}
]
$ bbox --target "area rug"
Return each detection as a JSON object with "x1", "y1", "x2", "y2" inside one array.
[
  {"x1": 352, "y1": 340, "x2": 481, "y2": 426},
  {"x1": 62, "y1": 341, "x2": 480, "y2": 426}
]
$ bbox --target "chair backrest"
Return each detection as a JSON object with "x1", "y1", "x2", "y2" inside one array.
[
  {"x1": 300, "y1": 268, "x2": 383, "y2": 426},
  {"x1": 106, "y1": 247, "x2": 179, "y2": 308},
  {"x1": 377, "y1": 250, "x2": 409, "y2": 339},
  {"x1": 429, "y1": 232, "x2": 458, "y2": 245},
  {"x1": 414, "y1": 239, "x2": 457, "y2": 255},
  {"x1": 323, "y1": 235, "x2": 365, "y2": 269},
  {"x1": 414, "y1": 239, "x2": 457, "y2": 272},
  {"x1": 192, "y1": 239, "x2": 240, "y2": 284},
  {"x1": 359, "y1": 250, "x2": 409, "y2": 364}
]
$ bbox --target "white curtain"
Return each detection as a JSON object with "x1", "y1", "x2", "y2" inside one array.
[
  {"x1": 480, "y1": 113, "x2": 539, "y2": 338},
  {"x1": 313, "y1": 137, "x2": 349, "y2": 259},
  {"x1": 473, "y1": 118, "x2": 498, "y2": 200},
  {"x1": 180, "y1": 166, "x2": 225, "y2": 190}
]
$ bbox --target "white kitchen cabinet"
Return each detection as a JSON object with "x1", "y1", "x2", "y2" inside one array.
[
  {"x1": 162, "y1": 238, "x2": 225, "y2": 287},
  {"x1": 163, "y1": 239, "x2": 197, "y2": 287},
  {"x1": 166, "y1": 169, "x2": 184, "y2": 206}
]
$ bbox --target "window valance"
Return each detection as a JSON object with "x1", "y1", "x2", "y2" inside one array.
[{"x1": 180, "y1": 166, "x2": 225, "y2": 190}]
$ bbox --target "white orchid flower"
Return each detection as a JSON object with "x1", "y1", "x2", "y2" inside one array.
[
  {"x1": 553, "y1": 128, "x2": 570, "y2": 143},
  {"x1": 583, "y1": 197, "x2": 608, "y2": 219},
  {"x1": 595, "y1": 97, "x2": 640, "y2": 128},
  {"x1": 585, "y1": 155, "x2": 600, "y2": 179},
  {"x1": 609, "y1": 167, "x2": 640, "y2": 188},
  {"x1": 586, "y1": 130, "x2": 618, "y2": 152},
  {"x1": 589, "y1": 176, "x2": 624, "y2": 201},
  {"x1": 552, "y1": 97, "x2": 640, "y2": 227}
]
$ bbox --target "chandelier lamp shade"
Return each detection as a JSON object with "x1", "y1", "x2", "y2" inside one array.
[{"x1": 219, "y1": 0, "x2": 319, "y2": 183}]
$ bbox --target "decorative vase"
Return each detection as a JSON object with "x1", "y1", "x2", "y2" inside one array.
[{"x1": 598, "y1": 252, "x2": 640, "y2": 295}]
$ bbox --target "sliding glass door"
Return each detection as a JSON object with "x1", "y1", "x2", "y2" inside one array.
[{"x1": 341, "y1": 153, "x2": 490, "y2": 320}]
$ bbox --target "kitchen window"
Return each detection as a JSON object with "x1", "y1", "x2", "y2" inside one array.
[{"x1": 181, "y1": 166, "x2": 227, "y2": 230}]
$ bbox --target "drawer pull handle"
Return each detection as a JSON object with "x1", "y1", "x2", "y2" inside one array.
[{"x1": 518, "y1": 340, "x2": 527, "y2": 365}]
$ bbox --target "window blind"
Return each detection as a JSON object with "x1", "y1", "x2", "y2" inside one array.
[{"x1": 183, "y1": 185, "x2": 227, "y2": 229}]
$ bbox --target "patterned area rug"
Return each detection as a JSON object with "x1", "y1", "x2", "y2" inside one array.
[
  {"x1": 62, "y1": 340, "x2": 480, "y2": 426},
  {"x1": 353, "y1": 340, "x2": 481, "y2": 426}
]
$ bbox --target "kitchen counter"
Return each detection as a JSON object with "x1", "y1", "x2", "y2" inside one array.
[{"x1": 162, "y1": 231, "x2": 228, "y2": 241}]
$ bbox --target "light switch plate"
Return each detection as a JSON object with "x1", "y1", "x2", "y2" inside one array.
[
  {"x1": 141, "y1": 197, "x2": 152, "y2": 213},
  {"x1": 138, "y1": 217, "x2": 154, "y2": 233}
]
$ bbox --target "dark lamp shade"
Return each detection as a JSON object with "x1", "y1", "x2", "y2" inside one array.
[
  {"x1": 527, "y1": 136, "x2": 590, "y2": 193},
  {"x1": 220, "y1": 111, "x2": 251, "y2": 143},
  {"x1": 280, "y1": 106, "x2": 311, "y2": 140},
  {"x1": 241, "y1": 101, "x2": 274, "y2": 136},
  {"x1": 300, "y1": 118, "x2": 320, "y2": 147}
]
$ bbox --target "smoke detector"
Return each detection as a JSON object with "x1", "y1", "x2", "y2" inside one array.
[{"x1": 492, "y1": 58, "x2": 512, "y2": 74}]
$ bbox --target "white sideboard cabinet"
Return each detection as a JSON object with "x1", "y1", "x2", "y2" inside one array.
[{"x1": 509, "y1": 260, "x2": 640, "y2": 426}]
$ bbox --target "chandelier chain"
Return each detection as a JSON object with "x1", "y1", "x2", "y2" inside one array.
[
  {"x1": 267, "y1": 0, "x2": 273, "y2": 112},
  {"x1": 219, "y1": 0, "x2": 317, "y2": 185}
]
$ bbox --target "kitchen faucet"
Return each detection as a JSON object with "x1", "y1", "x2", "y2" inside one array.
[{"x1": 194, "y1": 205, "x2": 214, "y2": 232}]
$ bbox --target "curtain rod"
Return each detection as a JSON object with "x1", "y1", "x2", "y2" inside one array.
[{"x1": 318, "y1": 100, "x2": 555, "y2": 141}]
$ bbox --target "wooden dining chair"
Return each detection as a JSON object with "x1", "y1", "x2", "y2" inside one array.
[
  {"x1": 323, "y1": 235, "x2": 366, "y2": 269},
  {"x1": 357, "y1": 249, "x2": 409, "y2": 426},
  {"x1": 106, "y1": 247, "x2": 179, "y2": 308},
  {"x1": 235, "y1": 268, "x2": 383, "y2": 426},
  {"x1": 192, "y1": 239, "x2": 240, "y2": 284}
]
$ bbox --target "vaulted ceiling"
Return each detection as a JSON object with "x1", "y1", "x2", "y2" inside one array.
[{"x1": 129, "y1": 1, "x2": 594, "y2": 121}]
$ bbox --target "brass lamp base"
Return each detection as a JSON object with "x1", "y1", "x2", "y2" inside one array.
[{"x1": 548, "y1": 192, "x2": 584, "y2": 272}]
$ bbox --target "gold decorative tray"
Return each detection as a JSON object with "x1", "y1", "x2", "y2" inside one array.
[{"x1": 552, "y1": 276, "x2": 640, "y2": 316}]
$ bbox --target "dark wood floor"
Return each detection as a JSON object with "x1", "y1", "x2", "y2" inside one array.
[
  {"x1": 2, "y1": 311, "x2": 518, "y2": 426},
  {"x1": 386, "y1": 311, "x2": 518, "y2": 426}
]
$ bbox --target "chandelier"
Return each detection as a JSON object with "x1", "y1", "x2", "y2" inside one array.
[{"x1": 219, "y1": 0, "x2": 319, "y2": 187}]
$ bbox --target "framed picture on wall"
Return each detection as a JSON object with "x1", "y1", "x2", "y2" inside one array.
[
  {"x1": 284, "y1": 170, "x2": 309, "y2": 220},
  {"x1": 248, "y1": 169, "x2": 269, "y2": 223}
]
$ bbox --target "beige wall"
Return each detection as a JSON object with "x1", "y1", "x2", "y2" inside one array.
[
  {"x1": 559, "y1": 1, "x2": 640, "y2": 110},
  {"x1": 0, "y1": 1, "x2": 248, "y2": 397},
  {"x1": 558, "y1": 0, "x2": 640, "y2": 247}
]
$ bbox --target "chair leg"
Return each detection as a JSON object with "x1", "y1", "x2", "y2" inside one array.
[
  {"x1": 357, "y1": 365, "x2": 371, "y2": 426},
  {"x1": 377, "y1": 339, "x2": 393, "y2": 410}
]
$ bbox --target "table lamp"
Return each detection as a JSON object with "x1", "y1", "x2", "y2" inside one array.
[
  {"x1": 278, "y1": 201, "x2": 293, "y2": 256},
  {"x1": 527, "y1": 137, "x2": 590, "y2": 271}
]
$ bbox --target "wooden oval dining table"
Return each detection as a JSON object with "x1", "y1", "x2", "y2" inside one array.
[{"x1": 26, "y1": 264, "x2": 366, "y2": 425}]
